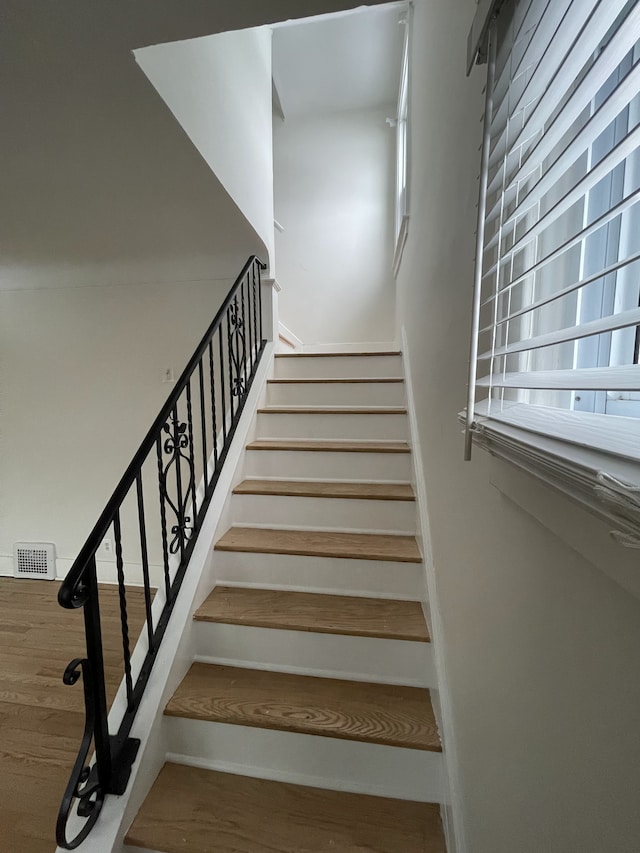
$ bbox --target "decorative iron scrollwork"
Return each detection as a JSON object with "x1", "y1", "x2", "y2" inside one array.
[
  {"x1": 56, "y1": 658, "x2": 105, "y2": 850},
  {"x1": 228, "y1": 297, "x2": 247, "y2": 397},
  {"x1": 160, "y1": 415, "x2": 195, "y2": 554}
]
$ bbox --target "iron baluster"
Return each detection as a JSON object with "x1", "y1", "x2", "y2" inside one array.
[
  {"x1": 185, "y1": 379, "x2": 198, "y2": 522},
  {"x1": 240, "y1": 275, "x2": 248, "y2": 389},
  {"x1": 155, "y1": 436, "x2": 171, "y2": 601},
  {"x1": 113, "y1": 510, "x2": 134, "y2": 709},
  {"x1": 208, "y1": 340, "x2": 219, "y2": 469},
  {"x1": 226, "y1": 309, "x2": 235, "y2": 421},
  {"x1": 159, "y1": 407, "x2": 195, "y2": 562},
  {"x1": 218, "y1": 323, "x2": 228, "y2": 442},
  {"x1": 246, "y1": 267, "x2": 254, "y2": 372},
  {"x1": 135, "y1": 471, "x2": 154, "y2": 651},
  {"x1": 252, "y1": 261, "x2": 259, "y2": 364},
  {"x1": 198, "y1": 359, "x2": 208, "y2": 494},
  {"x1": 56, "y1": 256, "x2": 266, "y2": 849},
  {"x1": 257, "y1": 259, "x2": 264, "y2": 344}
]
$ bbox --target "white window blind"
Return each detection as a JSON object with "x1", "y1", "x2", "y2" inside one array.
[{"x1": 466, "y1": 0, "x2": 640, "y2": 470}]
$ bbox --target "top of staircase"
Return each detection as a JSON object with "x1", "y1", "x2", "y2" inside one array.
[{"x1": 275, "y1": 350, "x2": 402, "y2": 358}]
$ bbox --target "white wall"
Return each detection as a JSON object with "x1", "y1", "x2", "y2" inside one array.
[
  {"x1": 274, "y1": 108, "x2": 396, "y2": 344},
  {"x1": 396, "y1": 2, "x2": 640, "y2": 852},
  {"x1": 136, "y1": 27, "x2": 275, "y2": 269},
  {"x1": 0, "y1": 278, "x2": 233, "y2": 583}
]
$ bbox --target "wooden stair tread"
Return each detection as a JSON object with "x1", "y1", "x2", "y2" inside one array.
[
  {"x1": 268, "y1": 377, "x2": 404, "y2": 384},
  {"x1": 214, "y1": 527, "x2": 422, "y2": 563},
  {"x1": 233, "y1": 479, "x2": 415, "y2": 501},
  {"x1": 275, "y1": 351, "x2": 402, "y2": 358},
  {"x1": 165, "y1": 664, "x2": 440, "y2": 751},
  {"x1": 247, "y1": 439, "x2": 411, "y2": 453},
  {"x1": 258, "y1": 406, "x2": 407, "y2": 414},
  {"x1": 125, "y1": 764, "x2": 445, "y2": 853},
  {"x1": 195, "y1": 587, "x2": 430, "y2": 642}
]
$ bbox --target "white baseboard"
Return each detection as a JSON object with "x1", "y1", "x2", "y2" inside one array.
[
  {"x1": 401, "y1": 326, "x2": 467, "y2": 853},
  {"x1": 301, "y1": 341, "x2": 397, "y2": 353}
]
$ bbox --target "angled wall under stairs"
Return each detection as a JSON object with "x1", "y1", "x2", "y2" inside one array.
[{"x1": 123, "y1": 350, "x2": 449, "y2": 853}]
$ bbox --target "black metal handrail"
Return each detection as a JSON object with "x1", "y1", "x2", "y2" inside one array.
[{"x1": 56, "y1": 255, "x2": 267, "y2": 849}]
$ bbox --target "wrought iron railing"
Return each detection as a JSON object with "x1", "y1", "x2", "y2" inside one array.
[{"x1": 56, "y1": 256, "x2": 267, "y2": 849}]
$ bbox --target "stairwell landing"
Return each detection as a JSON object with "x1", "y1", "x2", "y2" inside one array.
[{"x1": 124, "y1": 350, "x2": 447, "y2": 853}]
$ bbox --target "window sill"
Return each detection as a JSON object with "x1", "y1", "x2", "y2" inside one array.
[{"x1": 462, "y1": 414, "x2": 640, "y2": 547}]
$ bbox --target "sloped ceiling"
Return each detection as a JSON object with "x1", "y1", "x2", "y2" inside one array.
[
  {"x1": 273, "y1": 5, "x2": 406, "y2": 118},
  {"x1": 0, "y1": 0, "x2": 391, "y2": 289}
]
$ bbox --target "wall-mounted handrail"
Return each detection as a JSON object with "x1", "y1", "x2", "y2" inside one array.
[{"x1": 56, "y1": 255, "x2": 267, "y2": 849}]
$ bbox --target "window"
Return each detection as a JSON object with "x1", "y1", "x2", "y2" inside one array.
[
  {"x1": 465, "y1": 0, "x2": 640, "y2": 544},
  {"x1": 393, "y1": 11, "x2": 410, "y2": 276}
]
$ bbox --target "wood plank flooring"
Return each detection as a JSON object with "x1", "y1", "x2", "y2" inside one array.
[
  {"x1": 195, "y1": 586, "x2": 430, "y2": 641},
  {"x1": 247, "y1": 438, "x2": 411, "y2": 453},
  {"x1": 125, "y1": 763, "x2": 445, "y2": 853},
  {"x1": 214, "y1": 527, "x2": 422, "y2": 563},
  {"x1": 233, "y1": 479, "x2": 415, "y2": 501},
  {"x1": 165, "y1": 663, "x2": 441, "y2": 751},
  {"x1": 0, "y1": 578, "x2": 148, "y2": 853}
]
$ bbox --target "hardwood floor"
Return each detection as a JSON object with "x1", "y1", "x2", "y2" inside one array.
[
  {"x1": 195, "y1": 587, "x2": 430, "y2": 641},
  {"x1": 165, "y1": 663, "x2": 441, "y2": 751},
  {"x1": 0, "y1": 578, "x2": 148, "y2": 853},
  {"x1": 214, "y1": 526, "x2": 422, "y2": 563},
  {"x1": 233, "y1": 479, "x2": 415, "y2": 501},
  {"x1": 125, "y1": 763, "x2": 446, "y2": 853}
]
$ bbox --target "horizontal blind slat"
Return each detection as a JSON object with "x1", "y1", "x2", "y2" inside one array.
[
  {"x1": 485, "y1": 121, "x2": 640, "y2": 257},
  {"x1": 494, "y1": 0, "x2": 631, "y2": 168},
  {"x1": 481, "y1": 186, "x2": 640, "y2": 288},
  {"x1": 479, "y1": 306, "x2": 640, "y2": 359},
  {"x1": 478, "y1": 365, "x2": 640, "y2": 390},
  {"x1": 487, "y1": 4, "x2": 640, "y2": 203},
  {"x1": 485, "y1": 54, "x2": 640, "y2": 231},
  {"x1": 488, "y1": 0, "x2": 582, "y2": 167},
  {"x1": 480, "y1": 251, "x2": 640, "y2": 322}
]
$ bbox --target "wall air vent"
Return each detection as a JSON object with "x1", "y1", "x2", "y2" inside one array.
[{"x1": 13, "y1": 542, "x2": 56, "y2": 580}]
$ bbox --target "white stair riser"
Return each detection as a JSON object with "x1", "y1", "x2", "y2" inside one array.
[
  {"x1": 230, "y1": 493, "x2": 416, "y2": 534},
  {"x1": 213, "y1": 552, "x2": 424, "y2": 600},
  {"x1": 164, "y1": 718, "x2": 445, "y2": 803},
  {"x1": 266, "y1": 382, "x2": 405, "y2": 407},
  {"x1": 273, "y1": 355, "x2": 403, "y2": 379},
  {"x1": 193, "y1": 622, "x2": 435, "y2": 688},
  {"x1": 243, "y1": 449, "x2": 412, "y2": 481},
  {"x1": 255, "y1": 411, "x2": 408, "y2": 441}
]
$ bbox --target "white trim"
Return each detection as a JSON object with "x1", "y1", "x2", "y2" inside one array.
[
  {"x1": 277, "y1": 321, "x2": 303, "y2": 351},
  {"x1": 393, "y1": 214, "x2": 410, "y2": 278},
  {"x1": 402, "y1": 327, "x2": 467, "y2": 853},
  {"x1": 463, "y1": 413, "x2": 640, "y2": 544},
  {"x1": 263, "y1": 276, "x2": 281, "y2": 292},
  {"x1": 300, "y1": 341, "x2": 397, "y2": 353},
  {"x1": 193, "y1": 654, "x2": 431, "y2": 689}
]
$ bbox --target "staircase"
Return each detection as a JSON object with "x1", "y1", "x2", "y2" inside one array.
[{"x1": 124, "y1": 351, "x2": 446, "y2": 853}]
